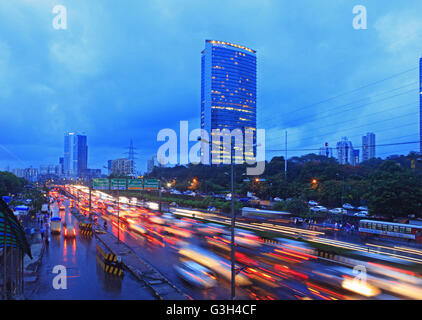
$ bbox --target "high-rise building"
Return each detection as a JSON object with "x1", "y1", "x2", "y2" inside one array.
[
  {"x1": 59, "y1": 157, "x2": 64, "y2": 176},
  {"x1": 336, "y1": 137, "x2": 355, "y2": 165},
  {"x1": 362, "y1": 132, "x2": 376, "y2": 162},
  {"x1": 201, "y1": 40, "x2": 257, "y2": 164},
  {"x1": 64, "y1": 132, "x2": 76, "y2": 176},
  {"x1": 147, "y1": 156, "x2": 155, "y2": 174},
  {"x1": 24, "y1": 167, "x2": 38, "y2": 182},
  {"x1": 319, "y1": 142, "x2": 333, "y2": 158},
  {"x1": 12, "y1": 168, "x2": 24, "y2": 178},
  {"x1": 76, "y1": 135, "x2": 88, "y2": 176},
  {"x1": 353, "y1": 149, "x2": 360, "y2": 165},
  {"x1": 64, "y1": 132, "x2": 88, "y2": 177}
]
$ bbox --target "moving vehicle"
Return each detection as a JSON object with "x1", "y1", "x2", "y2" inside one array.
[
  {"x1": 174, "y1": 261, "x2": 217, "y2": 288},
  {"x1": 51, "y1": 210, "x2": 62, "y2": 234},
  {"x1": 241, "y1": 207, "x2": 291, "y2": 219},
  {"x1": 357, "y1": 206, "x2": 368, "y2": 211},
  {"x1": 63, "y1": 224, "x2": 76, "y2": 238},
  {"x1": 308, "y1": 200, "x2": 318, "y2": 206},
  {"x1": 294, "y1": 217, "x2": 304, "y2": 224},
  {"x1": 178, "y1": 245, "x2": 252, "y2": 286},
  {"x1": 359, "y1": 220, "x2": 422, "y2": 243},
  {"x1": 41, "y1": 204, "x2": 49, "y2": 214},
  {"x1": 51, "y1": 217, "x2": 61, "y2": 234},
  {"x1": 127, "y1": 221, "x2": 148, "y2": 235}
]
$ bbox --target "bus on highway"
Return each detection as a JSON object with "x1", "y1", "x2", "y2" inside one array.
[
  {"x1": 359, "y1": 220, "x2": 422, "y2": 243},
  {"x1": 51, "y1": 210, "x2": 62, "y2": 234}
]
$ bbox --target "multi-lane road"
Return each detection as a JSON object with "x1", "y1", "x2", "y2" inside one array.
[{"x1": 37, "y1": 185, "x2": 422, "y2": 300}]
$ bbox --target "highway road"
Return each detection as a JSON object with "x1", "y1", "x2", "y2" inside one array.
[{"x1": 45, "y1": 185, "x2": 422, "y2": 300}]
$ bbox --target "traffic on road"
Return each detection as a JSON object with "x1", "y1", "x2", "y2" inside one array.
[{"x1": 41, "y1": 184, "x2": 422, "y2": 300}]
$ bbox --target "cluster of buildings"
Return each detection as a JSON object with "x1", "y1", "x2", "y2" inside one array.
[
  {"x1": 13, "y1": 39, "x2": 418, "y2": 182},
  {"x1": 12, "y1": 132, "x2": 102, "y2": 182},
  {"x1": 319, "y1": 132, "x2": 376, "y2": 165}
]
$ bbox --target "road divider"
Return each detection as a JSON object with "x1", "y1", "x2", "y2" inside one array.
[
  {"x1": 79, "y1": 222, "x2": 93, "y2": 237},
  {"x1": 96, "y1": 242, "x2": 123, "y2": 277}
]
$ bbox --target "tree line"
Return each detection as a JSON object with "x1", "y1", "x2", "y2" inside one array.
[{"x1": 146, "y1": 153, "x2": 422, "y2": 219}]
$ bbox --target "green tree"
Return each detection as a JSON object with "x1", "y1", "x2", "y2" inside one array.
[
  {"x1": 0, "y1": 171, "x2": 26, "y2": 196},
  {"x1": 365, "y1": 161, "x2": 422, "y2": 218}
]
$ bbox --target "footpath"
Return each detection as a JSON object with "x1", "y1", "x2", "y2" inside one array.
[{"x1": 22, "y1": 214, "x2": 48, "y2": 297}]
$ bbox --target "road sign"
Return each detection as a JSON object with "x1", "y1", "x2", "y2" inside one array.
[
  {"x1": 110, "y1": 179, "x2": 127, "y2": 190},
  {"x1": 128, "y1": 179, "x2": 143, "y2": 190},
  {"x1": 93, "y1": 178, "x2": 109, "y2": 190},
  {"x1": 144, "y1": 179, "x2": 159, "y2": 190}
]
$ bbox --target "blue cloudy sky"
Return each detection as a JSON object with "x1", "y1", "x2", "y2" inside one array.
[{"x1": 1, "y1": 0, "x2": 422, "y2": 173}]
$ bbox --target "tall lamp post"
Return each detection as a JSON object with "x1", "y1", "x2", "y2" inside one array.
[
  {"x1": 198, "y1": 137, "x2": 259, "y2": 300},
  {"x1": 199, "y1": 136, "x2": 236, "y2": 299}
]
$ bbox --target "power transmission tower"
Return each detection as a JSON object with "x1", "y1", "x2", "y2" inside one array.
[{"x1": 124, "y1": 139, "x2": 138, "y2": 176}]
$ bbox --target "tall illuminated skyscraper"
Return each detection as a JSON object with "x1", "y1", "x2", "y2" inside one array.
[
  {"x1": 64, "y1": 132, "x2": 88, "y2": 177},
  {"x1": 362, "y1": 132, "x2": 375, "y2": 162},
  {"x1": 201, "y1": 40, "x2": 257, "y2": 164}
]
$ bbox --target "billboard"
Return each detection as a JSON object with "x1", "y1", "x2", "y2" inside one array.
[
  {"x1": 144, "y1": 179, "x2": 159, "y2": 190},
  {"x1": 92, "y1": 178, "x2": 109, "y2": 190},
  {"x1": 128, "y1": 179, "x2": 144, "y2": 190},
  {"x1": 110, "y1": 179, "x2": 127, "y2": 190}
]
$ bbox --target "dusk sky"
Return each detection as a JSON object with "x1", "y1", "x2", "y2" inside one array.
[{"x1": 1, "y1": 0, "x2": 422, "y2": 173}]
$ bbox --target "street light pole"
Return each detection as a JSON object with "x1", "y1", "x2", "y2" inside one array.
[
  {"x1": 116, "y1": 188, "x2": 120, "y2": 244},
  {"x1": 230, "y1": 139, "x2": 236, "y2": 300},
  {"x1": 199, "y1": 136, "x2": 236, "y2": 299},
  {"x1": 159, "y1": 178, "x2": 162, "y2": 213}
]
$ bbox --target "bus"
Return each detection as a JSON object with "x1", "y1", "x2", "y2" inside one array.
[
  {"x1": 41, "y1": 204, "x2": 49, "y2": 214},
  {"x1": 359, "y1": 219, "x2": 422, "y2": 243},
  {"x1": 51, "y1": 210, "x2": 62, "y2": 234}
]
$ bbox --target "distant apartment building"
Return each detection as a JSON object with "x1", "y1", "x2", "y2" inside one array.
[
  {"x1": 362, "y1": 132, "x2": 376, "y2": 162},
  {"x1": 64, "y1": 132, "x2": 88, "y2": 177},
  {"x1": 40, "y1": 165, "x2": 59, "y2": 175},
  {"x1": 109, "y1": 158, "x2": 134, "y2": 176},
  {"x1": 319, "y1": 143, "x2": 333, "y2": 158},
  {"x1": 12, "y1": 168, "x2": 24, "y2": 178},
  {"x1": 147, "y1": 155, "x2": 162, "y2": 174},
  {"x1": 201, "y1": 40, "x2": 257, "y2": 164},
  {"x1": 336, "y1": 137, "x2": 356, "y2": 165},
  {"x1": 24, "y1": 167, "x2": 38, "y2": 182},
  {"x1": 353, "y1": 149, "x2": 360, "y2": 165},
  {"x1": 80, "y1": 168, "x2": 102, "y2": 180},
  {"x1": 147, "y1": 156, "x2": 155, "y2": 174},
  {"x1": 12, "y1": 168, "x2": 38, "y2": 182},
  {"x1": 59, "y1": 157, "x2": 64, "y2": 176}
]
